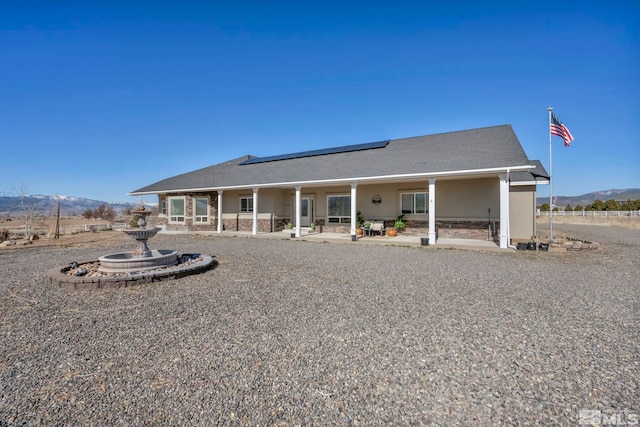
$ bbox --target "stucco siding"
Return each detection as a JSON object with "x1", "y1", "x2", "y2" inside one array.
[
  {"x1": 357, "y1": 183, "x2": 418, "y2": 220},
  {"x1": 221, "y1": 189, "x2": 287, "y2": 216},
  {"x1": 435, "y1": 179, "x2": 500, "y2": 220},
  {"x1": 509, "y1": 185, "x2": 536, "y2": 240}
]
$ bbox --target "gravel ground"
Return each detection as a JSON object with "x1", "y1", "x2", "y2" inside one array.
[{"x1": 1, "y1": 224, "x2": 638, "y2": 426}]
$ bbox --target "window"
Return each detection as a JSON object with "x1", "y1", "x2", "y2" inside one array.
[
  {"x1": 161, "y1": 200, "x2": 167, "y2": 215},
  {"x1": 194, "y1": 197, "x2": 209, "y2": 223},
  {"x1": 240, "y1": 196, "x2": 253, "y2": 213},
  {"x1": 327, "y1": 195, "x2": 351, "y2": 223},
  {"x1": 401, "y1": 192, "x2": 428, "y2": 215},
  {"x1": 169, "y1": 197, "x2": 185, "y2": 223}
]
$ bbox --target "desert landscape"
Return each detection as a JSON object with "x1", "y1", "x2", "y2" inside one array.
[
  {"x1": 1, "y1": 221, "x2": 638, "y2": 425},
  {"x1": 0, "y1": 216, "x2": 130, "y2": 249}
]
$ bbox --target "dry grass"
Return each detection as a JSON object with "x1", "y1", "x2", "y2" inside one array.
[{"x1": 0, "y1": 216, "x2": 129, "y2": 249}]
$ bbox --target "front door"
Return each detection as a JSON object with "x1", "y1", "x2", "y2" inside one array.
[{"x1": 300, "y1": 197, "x2": 312, "y2": 227}]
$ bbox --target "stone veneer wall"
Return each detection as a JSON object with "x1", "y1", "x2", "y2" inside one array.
[
  {"x1": 321, "y1": 221, "x2": 351, "y2": 234},
  {"x1": 435, "y1": 221, "x2": 498, "y2": 240},
  {"x1": 221, "y1": 217, "x2": 237, "y2": 231},
  {"x1": 223, "y1": 216, "x2": 312, "y2": 232},
  {"x1": 237, "y1": 218, "x2": 272, "y2": 232},
  {"x1": 371, "y1": 220, "x2": 499, "y2": 240},
  {"x1": 192, "y1": 224, "x2": 218, "y2": 232},
  {"x1": 320, "y1": 220, "x2": 497, "y2": 239},
  {"x1": 273, "y1": 217, "x2": 291, "y2": 232},
  {"x1": 405, "y1": 219, "x2": 429, "y2": 228},
  {"x1": 166, "y1": 223, "x2": 192, "y2": 232},
  {"x1": 222, "y1": 214, "x2": 275, "y2": 233},
  {"x1": 322, "y1": 225, "x2": 352, "y2": 234},
  {"x1": 161, "y1": 192, "x2": 219, "y2": 232}
]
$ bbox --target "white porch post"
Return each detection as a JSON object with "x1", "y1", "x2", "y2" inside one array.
[
  {"x1": 252, "y1": 188, "x2": 259, "y2": 235},
  {"x1": 429, "y1": 178, "x2": 436, "y2": 244},
  {"x1": 217, "y1": 190, "x2": 223, "y2": 233},
  {"x1": 499, "y1": 173, "x2": 509, "y2": 248},
  {"x1": 350, "y1": 183, "x2": 357, "y2": 241},
  {"x1": 295, "y1": 185, "x2": 302, "y2": 238}
]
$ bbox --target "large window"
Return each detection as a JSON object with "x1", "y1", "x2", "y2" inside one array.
[
  {"x1": 169, "y1": 197, "x2": 185, "y2": 223},
  {"x1": 327, "y1": 195, "x2": 351, "y2": 223},
  {"x1": 194, "y1": 197, "x2": 209, "y2": 223},
  {"x1": 401, "y1": 192, "x2": 428, "y2": 215},
  {"x1": 240, "y1": 196, "x2": 253, "y2": 213}
]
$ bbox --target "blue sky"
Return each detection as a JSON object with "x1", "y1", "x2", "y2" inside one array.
[{"x1": 1, "y1": 1, "x2": 638, "y2": 203}]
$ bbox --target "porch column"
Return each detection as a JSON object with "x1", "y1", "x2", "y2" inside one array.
[
  {"x1": 350, "y1": 183, "x2": 357, "y2": 241},
  {"x1": 252, "y1": 188, "x2": 259, "y2": 235},
  {"x1": 499, "y1": 173, "x2": 509, "y2": 248},
  {"x1": 429, "y1": 178, "x2": 436, "y2": 244},
  {"x1": 217, "y1": 190, "x2": 223, "y2": 233},
  {"x1": 295, "y1": 186, "x2": 302, "y2": 238}
]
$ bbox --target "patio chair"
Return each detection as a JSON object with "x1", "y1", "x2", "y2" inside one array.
[
  {"x1": 370, "y1": 221, "x2": 385, "y2": 236},
  {"x1": 362, "y1": 222, "x2": 372, "y2": 237}
]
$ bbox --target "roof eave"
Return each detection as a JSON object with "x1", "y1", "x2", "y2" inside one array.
[{"x1": 129, "y1": 165, "x2": 535, "y2": 195}]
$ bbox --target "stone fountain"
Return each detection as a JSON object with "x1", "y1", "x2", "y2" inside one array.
[
  {"x1": 98, "y1": 206, "x2": 178, "y2": 273},
  {"x1": 46, "y1": 205, "x2": 214, "y2": 289}
]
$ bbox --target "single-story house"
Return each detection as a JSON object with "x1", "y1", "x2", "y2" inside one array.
[{"x1": 130, "y1": 124, "x2": 549, "y2": 248}]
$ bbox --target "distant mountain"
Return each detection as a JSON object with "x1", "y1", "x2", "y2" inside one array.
[
  {"x1": 536, "y1": 188, "x2": 640, "y2": 208},
  {"x1": 0, "y1": 194, "x2": 156, "y2": 216},
  {"x1": 3, "y1": 190, "x2": 637, "y2": 216}
]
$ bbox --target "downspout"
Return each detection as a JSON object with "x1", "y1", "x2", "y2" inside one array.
[
  {"x1": 506, "y1": 168, "x2": 517, "y2": 250},
  {"x1": 532, "y1": 186, "x2": 537, "y2": 239},
  {"x1": 350, "y1": 183, "x2": 357, "y2": 241}
]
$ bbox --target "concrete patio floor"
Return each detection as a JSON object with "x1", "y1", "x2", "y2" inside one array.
[{"x1": 159, "y1": 228, "x2": 505, "y2": 251}]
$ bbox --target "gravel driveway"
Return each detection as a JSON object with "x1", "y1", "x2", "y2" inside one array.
[{"x1": 1, "y1": 224, "x2": 638, "y2": 425}]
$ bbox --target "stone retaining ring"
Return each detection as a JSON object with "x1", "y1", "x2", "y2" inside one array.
[{"x1": 46, "y1": 255, "x2": 215, "y2": 290}]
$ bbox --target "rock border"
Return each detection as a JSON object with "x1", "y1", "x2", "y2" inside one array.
[
  {"x1": 514, "y1": 237, "x2": 600, "y2": 252},
  {"x1": 46, "y1": 254, "x2": 215, "y2": 290}
]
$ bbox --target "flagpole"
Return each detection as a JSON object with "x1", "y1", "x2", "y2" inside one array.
[{"x1": 547, "y1": 107, "x2": 553, "y2": 242}]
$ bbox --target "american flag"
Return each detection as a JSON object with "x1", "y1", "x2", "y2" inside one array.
[{"x1": 550, "y1": 112, "x2": 574, "y2": 147}]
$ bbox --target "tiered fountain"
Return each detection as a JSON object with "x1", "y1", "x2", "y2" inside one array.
[
  {"x1": 98, "y1": 206, "x2": 178, "y2": 273},
  {"x1": 47, "y1": 205, "x2": 214, "y2": 289}
]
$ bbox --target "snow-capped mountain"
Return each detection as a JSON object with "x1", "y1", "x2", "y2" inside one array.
[{"x1": 0, "y1": 194, "x2": 155, "y2": 216}]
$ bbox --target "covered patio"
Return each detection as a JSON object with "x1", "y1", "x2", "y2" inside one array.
[{"x1": 157, "y1": 226, "x2": 506, "y2": 251}]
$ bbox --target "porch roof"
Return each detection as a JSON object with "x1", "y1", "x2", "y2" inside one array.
[
  {"x1": 510, "y1": 160, "x2": 549, "y2": 186},
  {"x1": 131, "y1": 124, "x2": 538, "y2": 195}
]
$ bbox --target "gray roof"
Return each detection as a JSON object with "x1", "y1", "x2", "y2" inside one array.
[
  {"x1": 131, "y1": 124, "x2": 539, "y2": 194},
  {"x1": 510, "y1": 159, "x2": 549, "y2": 184}
]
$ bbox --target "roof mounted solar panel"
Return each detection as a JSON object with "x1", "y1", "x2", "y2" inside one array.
[{"x1": 239, "y1": 140, "x2": 389, "y2": 165}]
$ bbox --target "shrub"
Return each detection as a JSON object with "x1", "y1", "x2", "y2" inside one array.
[{"x1": 394, "y1": 214, "x2": 406, "y2": 231}]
